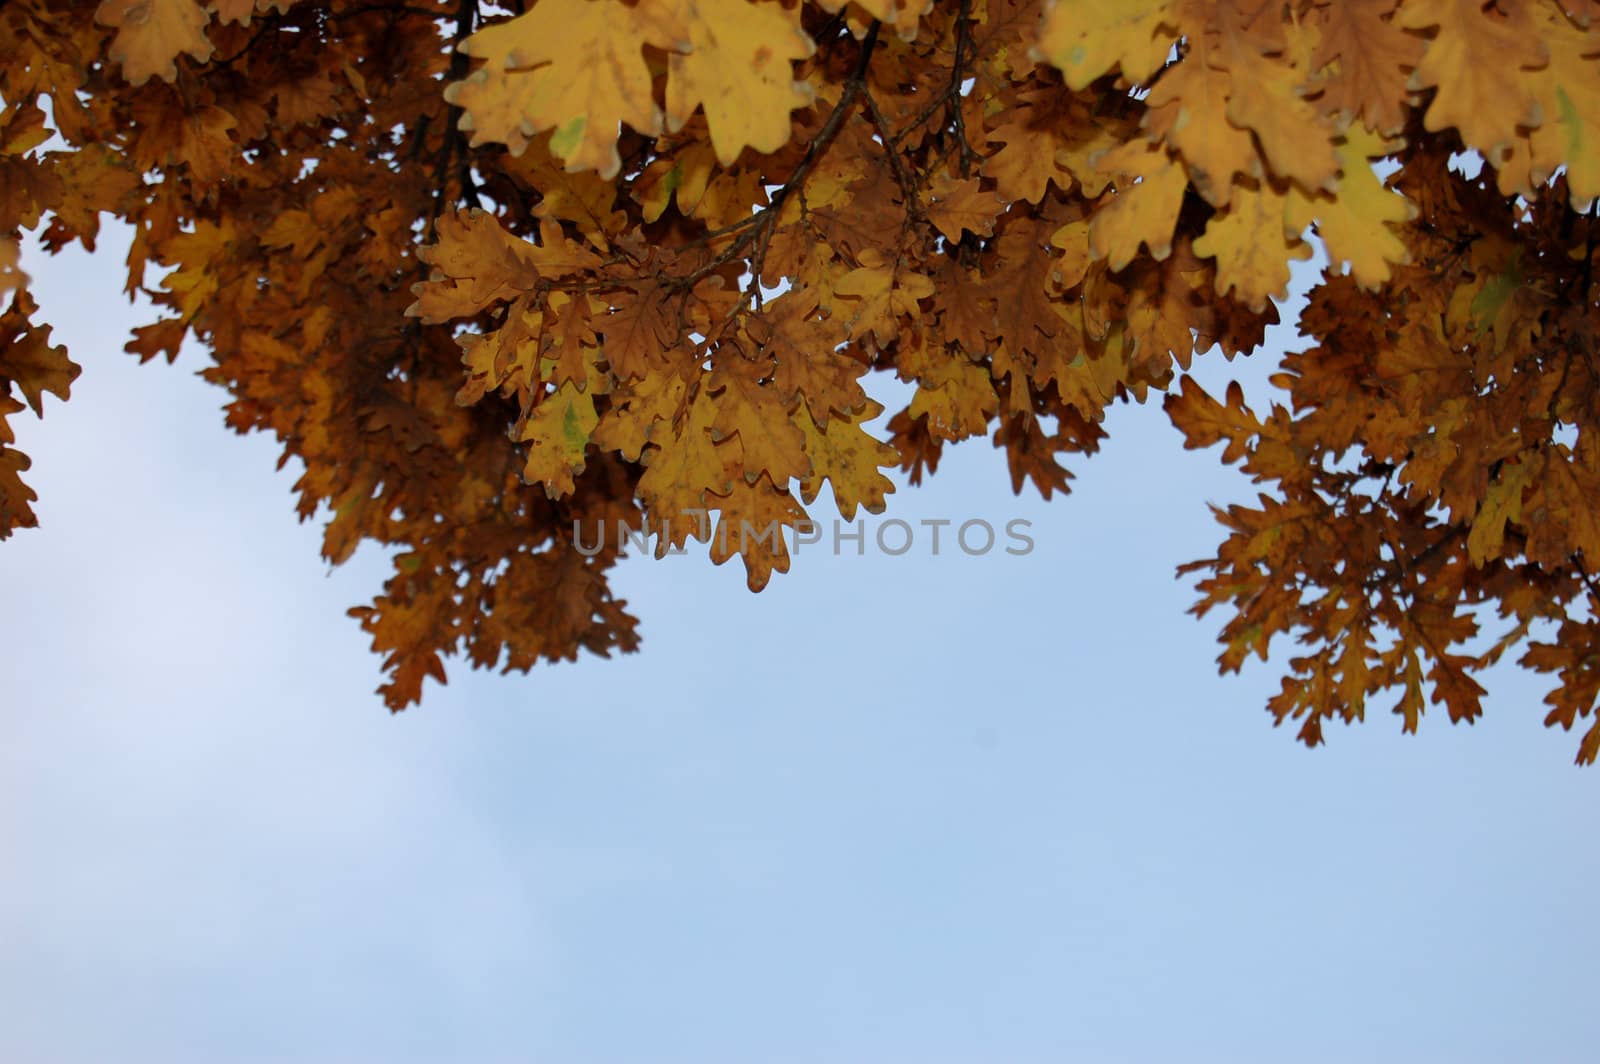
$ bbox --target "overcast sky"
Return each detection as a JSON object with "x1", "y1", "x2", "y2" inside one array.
[{"x1": 3, "y1": 231, "x2": 1597, "y2": 1063}]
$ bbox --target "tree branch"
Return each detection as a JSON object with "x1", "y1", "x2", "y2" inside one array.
[
  {"x1": 427, "y1": 0, "x2": 480, "y2": 241},
  {"x1": 889, "y1": 0, "x2": 978, "y2": 176},
  {"x1": 862, "y1": 86, "x2": 920, "y2": 214}
]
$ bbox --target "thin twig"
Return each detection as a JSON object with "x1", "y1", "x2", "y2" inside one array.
[
  {"x1": 1572, "y1": 552, "x2": 1600, "y2": 607},
  {"x1": 862, "y1": 88, "x2": 919, "y2": 213},
  {"x1": 426, "y1": 0, "x2": 479, "y2": 241},
  {"x1": 888, "y1": 0, "x2": 977, "y2": 177},
  {"x1": 949, "y1": 0, "x2": 978, "y2": 177}
]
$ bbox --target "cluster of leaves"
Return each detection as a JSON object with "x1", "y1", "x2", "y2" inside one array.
[{"x1": 6, "y1": 0, "x2": 1600, "y2": 762}]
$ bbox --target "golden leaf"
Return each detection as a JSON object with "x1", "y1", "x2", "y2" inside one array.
[
  {"x1": 1032, "y1": 0, "x2": 1178, "y2": 90},
  {"x1": 796, "y1": 398, "x2": 898, "y2": 519},
  {"x1": 924, "y1": 170, "x2": 1005, "y2": 243},
  {"x1": 664, "y1": 0, "x2": 816, "y2": 165},
  {"x1": 1192, "y1": 177, "x2": 1310, "y2": 312},
  {"x1": 1285, "y1": 124, "x2": 1415, "y2": 288},
  {"x1": 448, "y1": 0, "x2": 669, "y2": 177},
  {"x1": 518, "y1": 379, "x2": 601, "y2": 498},
  {"x1": 95, "y1": 0, "x2": 215, "y2": 85},
  {"x1": 1468, "y1": 457, "x2": 1535, "y2": 566},
  {"x1": 1397, "y1": 0, "x2": 1549, "y2": 164},
  {"x1": 1089, "y1": 140, "x2": 1189, "y2": 271}
]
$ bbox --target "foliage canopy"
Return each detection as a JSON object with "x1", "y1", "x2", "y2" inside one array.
[{"x1": 6, "y1": 0, "x2": 1600, "y2": 761}]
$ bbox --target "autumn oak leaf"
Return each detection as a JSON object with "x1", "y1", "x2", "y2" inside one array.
[
  {"x1": 448, "y1": 0, "x2": 670, "y2": 177},
  {"x1": 664, "y1": 0, "x2": 816, "y2": 165},
  {"x1": 95, "y1": 0, "x2": 216, "y2": 85}
]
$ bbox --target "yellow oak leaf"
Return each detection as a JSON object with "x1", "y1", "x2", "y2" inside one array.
[
  {"x1": 1393, "y1": 643, "x2": 1426, "y2": 735},
  {"x1": 638, "y1": 385, "x2": 735, "y2": 542},
  {"x1": 95, "y1": 0, "x2": 215, "y2": 85},
  {"x1": 448, "y1": 0, "x2": 669, "y2": 178},
  {"x1": 907, "y1": 356, "x2": 998, "y2": 442},
  {"x1": 517, "y1": 379, "x2": 600, "y2": 498},
  {"x1": 0, "y1": 102, "x2": 51, "y2": 157},
  {"x1": 210, "y1": 0, "x2": 256, "y2": 26},
  {"x1": 274, "y1": 69, "x2": 341, "y2": 128},
  {"x1": 995, "y1": 410, "x2": 1075, "y2": 497},
  {"x1": 813, "y1": 0, "x2": 932, "y2": 43},
  {"x1": 707, "y1": 473, "x2": 810, "y2": 591},
  {"x1": 322, "y1": 474, "x2": 386, "y2": 567},
  {"x1": 924, "y1": 170, "x2": 1005, "y2": 244},
  {"x1": 984, "y1": 219, "x2": 1072, "y2": 356},
  {"x1": 260, "y1": 208, "x2": 321, "y2": 260},
  {"x1": 1164, "y1": 377, "x2": 1261, "y2": 468},
  {"x1": 1218, "y1": 38, "x2": 1340, "y2": 195},
  {"x1": 930, "y1": 256, "x2": 992, "y2": 353},
  {"x1": 1122, "y1": 254, "x2": 1206, "y2": 374},
  {"x1": 1048, "y1": 219, "x2": 1092, "y2": 292},
  {"x1": 1468, "y1": 457, "x2": 1535, "y2": 566},
  {"x1": 454, "y1": 298, "x2": 546, "y2": 406},
  {"x1": 1527, "y1": 443, "x2": 1600, "y2": 567},
  {"x1": 408, "y1": 209, "x2": 541, "y2": 322},
  {"x1": 592, "y1": 368, "x2": 690, "y2": 463},
  {"x1": 504, "y1": 142, "x2": 625, "y2": 248},
  {"x1": 774, "y1": 123, "x2": 868, "y2": 223},
  {"x1": 1444, "y1": 237, "x2": 1537, "y2": 361},
  {"x1": 982, "y1": 119, "x2": 1078, "y2": 204},
  {"x1": 1089, "y1": 140, "x2": 1189, "y2": 271},
  {"x1": 46, "y1": 144, "x2": 143, "y2": 251},
  {"x1": 0, "y1": 291, "x2": 78, "y2": 416},
  {"x1": 183, "y1": 106, "x2": 239, "y2": 188},
  {"x1": 1336, "y1": 624, "x2": 1374, "y2": 721},
  {"x1": 633, "y1": 142, "x2": 718, "y2": 223},
  {"x1": 1286, "y1": 124, "x2": 1415, "y2": 289},
  {"x1": 525, "y1": 218, "x2": 605, "y2": 278},
  {"x1": 159, "y1": 216, "x2": 237, "y2": 320},
  {"x1": 664, "y1": 0, "x2": 816, "y2": 165},
  {"x1": 1032, "y1": 0, "x2": 1178, "y2": 90},
  {"x1": 833, "y1": 251, "x2": 934, "y2": 345},
  {"x1": 600, "y1": 281, "x2": 678, "y2": 384},
  {"x1": 539, "y1": 290, "x2": 602, "y2": 389},
  {"x1": 743, "y1": 293, "x2": 864, "y2": 425},
  {"x1": 979, "y1": 91, "x2": 1129, "y2": 204},
  {"x1": 0, "y1": 154, "x2": 60, "y2": 235},
  {"x1": 1397, "y1": 0, "x2": 1549, "y2": 164},
  {"x1": 796, "y1": 398, "x2": 898, "y2": 519},
  {"x1": 1307, "y1": 0, "x2": 1424, "y2": 135},
  {"x1": 685, "y1": 164, "x2": 769, "y2": 230},
  {"x1": 123, "y1": 318, "x2": 187, "y2": 366},
  {"x1": 1032, "y1": 330, "x2": 1126, "y2": 420},
  {"x1": 1515, "y1": 3, "x2": 1600, "y2": 206},
  {"x1": 1142, "y1": 35, "x2": 1260, "y2": 206},
  {"x1": 1, "y1": 397, "x2": 39, "y2": 534},
  {"x1": 1192, "y1": 177, "x2": 1310, "y2": 312},
  {"x1": 709, "y1": 362, "x2": 812, "y2": 485}
]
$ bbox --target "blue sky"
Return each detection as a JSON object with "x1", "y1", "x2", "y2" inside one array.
[{"x1": 3, "y1": 233, "x2": 1598, "y2": 1063}]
